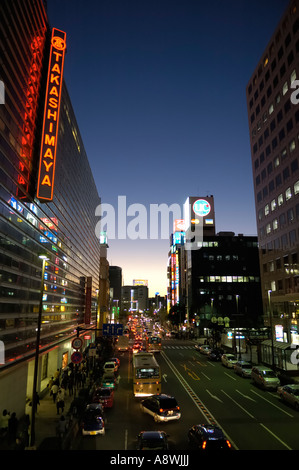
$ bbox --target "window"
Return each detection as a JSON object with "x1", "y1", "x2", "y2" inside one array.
[
  {"x1": 278, "y1": 193, "x2": 284, "y2": 206},
  {"x1": 291, "y1": 69, "x2": 297, "y2": 84},
  {"x1": 286, "y1": 187, "x2": 292, "y2": 200},
  {"x1": 294, "y1": 180, "x2": 299, "y2": 194},
  {"x1": 273, "y1": 218, "x2": 278, "y2": 230},
  {"x1": 271, "y1": 199, "x2": 277, "y2": 211},
  {"x1": 289, "y1": 140, "x2": 296, "y2": 152},
  {"x1": 279, "y1": 213, "x2": 286, "y2": 225},
  {"x1": 287, "y1": 208, "x2": 294, "y2": 221},
  {"x1": 266, "y1": 223, "x2": 271, "y2": 234},
  {"x1": 274, "y1": 156, "x2": 280, "y2": 167},
  {"x1": 269, "y1": 103, "x2": 274, "y2": 114},
  {"x1": 283, "y1": 81, "x2": 288, "y2": 95},
  {"x1": 265, "y1": 204, "x2": 270, "y2": 216}
]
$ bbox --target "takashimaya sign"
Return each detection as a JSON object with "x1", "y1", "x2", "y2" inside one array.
[{"x1": 36, "y1": 28, "x2": 66, "y2": 201}]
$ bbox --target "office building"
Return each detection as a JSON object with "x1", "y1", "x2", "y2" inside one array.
[
  {"x1": 167, "y1": 197, "x2": 263, "y2": 333},
  {"x1": 0, "y1": 0, "x2": 104, "y2": 415},
  {"x1": 246, "y1": 0, "x2": 299, "y2": 349},
  {"x1": 121, "y1": 285, "x2": 149, "y2": 313}
]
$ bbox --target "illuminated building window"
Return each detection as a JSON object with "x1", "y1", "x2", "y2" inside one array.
[
  {"x1": 291, "y1": 69, "x2": 297, "y2": 84},
  {"x1": 278, "y1": 193, "x2": 284, "y2": 206},
  {"x1": 271, "y1": 199, "x2": 277, "y2": 211},
  {"x1": 286, "y1": 187, "x2": 292, "y2": 200},
  {"x1": 289, "y1": 139, "x2": 296, "y2": 152},
  {"x1": 294, "y1": 180, "x2": 299, "y2": 194},
  {"x1": 265, "y1": 204, "x2": 270, "y2": 216},
  {"x1": 283, "y1": 81, "x2": 288, "y2": 95},
  {"x1": 273, "y1": 218, "x2": 278, "y2": 230},
  {"x1": 266, "y1": 223, "x2": 271, "y2": 234}
]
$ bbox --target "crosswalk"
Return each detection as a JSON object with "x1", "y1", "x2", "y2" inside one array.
[{"x1": 162, "y1": 345, "x2": 195, "y2": 350}]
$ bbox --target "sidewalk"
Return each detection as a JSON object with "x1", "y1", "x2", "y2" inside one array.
[{"x1": 24, "y1": 388, "x2": 76, "y2": 450}]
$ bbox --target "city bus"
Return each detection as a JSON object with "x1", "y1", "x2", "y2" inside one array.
[
  {"x1": 132, "y1": 352, "x2": 161, "y2": 397},
  {"x1": 146, "y1": 335, "x2": 162, "y2": 353}
]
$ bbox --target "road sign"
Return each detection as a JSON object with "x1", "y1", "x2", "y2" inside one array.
[
  {"x1": 71, "y1": 351, "x2": 83, "y2": 364},
  {"x1": 102, "y1": 323, "x2": 123, "y2": 336},
  {"x1": 72, "y1": 337, "x2": 83, "y2": 350}
]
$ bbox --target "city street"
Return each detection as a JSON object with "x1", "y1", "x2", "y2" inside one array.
[{"x1": 74, "y1": 338, "x2": 299, "y2": 451}]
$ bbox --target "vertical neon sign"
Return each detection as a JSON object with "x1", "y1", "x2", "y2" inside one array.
[
  {"x1": 36, "y1": 28, "x2": 66, "y2": 201},
  {"x1": 17, "y1": 32, "x2": 46, "y2": 199}
]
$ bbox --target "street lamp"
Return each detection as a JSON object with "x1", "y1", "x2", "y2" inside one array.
[
  {"x1": 30, "y1": 254, "x2": 49, "y2": 447},
  {"x1": 268, "y1": 289, "x2": 275, "y2": 370},
  {"x1": 236, "y1": 294, "x2": 241, "y2": 360}
]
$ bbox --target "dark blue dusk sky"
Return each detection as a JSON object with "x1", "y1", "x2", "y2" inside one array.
[{"x1": 47, "y1": 0, "x2": 289, "y2": 296}]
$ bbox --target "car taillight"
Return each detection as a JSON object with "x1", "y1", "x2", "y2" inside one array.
[
  {"x1": 176, "y1": 406, "x2": 180, "y2": 410},
  {"x1": 159, "y1": 408, "x2": 164, "y2": 413},
  {"x1": 202, "y1": 441, "x2": 207, "y2": 449},
  {"x1": 226, "y1": 440, "x2": 231, "y2": 448}
]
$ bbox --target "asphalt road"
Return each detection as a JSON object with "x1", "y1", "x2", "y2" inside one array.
[{"x1": 75, "y1": 338, "x2": 299, "y2": 451}]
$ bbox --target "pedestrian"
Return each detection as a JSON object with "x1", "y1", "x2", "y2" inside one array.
[
  {"x1": 8, "y1": 412, "x2": 18, "y2": 445},
  {"x1": 0, "y1": 409, "x2": 10, "y2": 435},
  {"x1": 68, "y1": 376, "x2": 74, "y2": 396},
  {"x1": 51, "y1": 383, "x2": 59, "y2": 403},
  {"x1": 57, "y1": 415, "x2": 67, "y2": 439},
  {"x1": 56, "y1": 389, "x2": 65, "y2": 415}
]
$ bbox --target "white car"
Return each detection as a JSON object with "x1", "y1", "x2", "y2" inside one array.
[
  {"x1": 277, "y1": 384, "x2": 299, "y2": 410},
  {"x1": 234, "y1": 361, "x2": 252, "y2": 377},
  {"x1": 197, "y1": 345, "x2": 212, "y2": 355},
  {"x1": 221, "y1": 354, "x2": 238, "y2": 368},
  {"x1": 103, "y1": 361, "x2": 118, "y2": 373}
]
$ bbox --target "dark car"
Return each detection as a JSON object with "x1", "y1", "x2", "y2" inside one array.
[
  {"x1": 188, "y1": 424, "x2": 232, "y2": 450},
  {"x1": 208, "y1": 348, "x2": 224, "y2": 361},
  {"x1": 140, "y1": 394, "x2": 181, "y2": 422},
  {"x1": 91, "y1": 387, "x2": 114, "y2": 408},
  {"x1": 136, "y1": 431, "x2": 169, "y2": 450},
  {"x1": 81, "y1": 403, "x2": 105, "y2": 436}
]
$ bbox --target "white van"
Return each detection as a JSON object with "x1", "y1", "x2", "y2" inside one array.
[{"x1": 251, "y1": 366, "x2": 280, "y2": 390}]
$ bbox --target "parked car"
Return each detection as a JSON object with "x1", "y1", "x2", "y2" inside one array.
[
  {"x1": 103, "y1": 361, "x2": 118, "y2": 373},
  {"x1": 188, "y1": 424, "x2": 232, "y2": 450},
  {"x1": 277, "y1": 384, "x2": 299, "y2": 410},
  {"x1": 234, "y1": 361, "x2": 252, "y2": 377},
  {"x1": 101, "y1": 372, "x2": 117, "y2": 389},
  {"x1": 251, "y1": 366, "x2": 280, "y2": 390},
  {"x1": 208, "y1": 348, "x2": 224, "y2": 361},
  {"x1": 81, "y1": 403, "x2": 105, "y2": 436},
  {"x1": 221, "y1": 354, "x2": 238, "y2": 368},
  {"x1": 136, "y1": 431, "x2": 169, "y2": 450},
  {"x1": 108, "y1": 357, "x2": 120, "y2": 369},
  {"x1": 91, "y1": 387, "x2": 114, "y2": 408},
  {"x1": 140, "y1": 394, "x2": 181, "y2": 422},
  {"x1": 198, "y1": 345, "x2": 212, "y2": 355}
]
